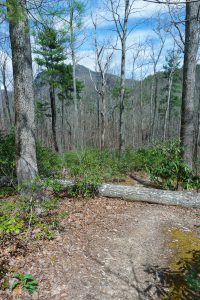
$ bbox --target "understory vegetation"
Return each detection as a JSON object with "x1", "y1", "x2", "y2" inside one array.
[
  {"x1": 1, "y1": 131, "x2": 200, "y2": 194},
  {"x1": 0, "y1": 130, "x2": 200, "y2": 293},
  {"x1": 0, "y1": 193, "x2": 68, "y2": 291}
]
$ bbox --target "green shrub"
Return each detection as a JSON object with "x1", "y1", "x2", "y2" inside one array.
[
  {"x1": 62, "y1": 142, "x2": 199, "y2": 191},
  {"x1": 69, "y1": 179, "x2": 99, "y2": 197},
  {"x1": 0, "y1": 192, "x2": 68, "y2": 241},
  {"x1": 0, "y1": 132, "x2": 63, "y2": 181},
  {"x1": 12, "y1": 273, "x2": 39, "y2": 294},
  {"x1": 0, "y1": 130, "x2": 15, "y2": 179},
  {"x1": 36, "y1": 144, "x2": 62, "y2": 176},
  {"x1": 64, "y1": 148, "x2": 126, "y2": 184},
  {"x1": 0, "y1": 214, "x2": 24, "y2": 236},
  {"x1": 0, "y1": 187, "x2": 16, "y2": 198},
  {"x1": 143, "y1": 141, "x2": 192, "y2": 190}
]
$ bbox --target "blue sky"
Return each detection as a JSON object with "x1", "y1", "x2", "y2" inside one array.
[
  {"x1": 73, "y1": 0, "x2": 185, "y2": 78},
  {"x1": 0, "y1": 0, "x2": 185, "y2": 83}
]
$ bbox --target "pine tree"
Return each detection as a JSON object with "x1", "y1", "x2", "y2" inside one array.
[
  {"x1": 57, "y1": 64, "x2": 84, "y2": 150},
  {"x1": 35, "y1": 27, "x2": 66, "y2": 152}
]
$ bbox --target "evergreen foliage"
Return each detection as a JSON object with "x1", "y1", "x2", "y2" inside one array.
[{"x1": 34, "y1": 27, "x2": 66, "y2": 87}]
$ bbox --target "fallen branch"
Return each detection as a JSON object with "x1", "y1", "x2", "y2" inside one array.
[{"x1": 129, "y1": 173, "x2": 163, "y2": 190}]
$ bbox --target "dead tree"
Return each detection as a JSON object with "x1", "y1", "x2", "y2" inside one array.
[
  {"x1": 107, "y1": 0, "x2": 136, "y2": 153},
  {"x1": 90, "y1": 14, "x2": 115, "y2": 149},
  {"x1": 148, "y1": 19, "x2": 166, "y2": 142}
]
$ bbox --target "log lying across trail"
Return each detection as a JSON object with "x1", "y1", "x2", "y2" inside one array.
[{"x1": 58, "y1": 179, "x2": 200, "y2": 208}]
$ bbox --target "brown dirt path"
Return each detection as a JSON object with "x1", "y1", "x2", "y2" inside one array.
[{"x1": 1, "y1": 197, "x2": 200, "y2": 300}]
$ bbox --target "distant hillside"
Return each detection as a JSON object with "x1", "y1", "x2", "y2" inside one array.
[
  {"x1": 1, "y1": 63, "x2": 200, "y2": 151},
  {"x1": 34, "y1": 64, "x2": 120, "y2": 90}
]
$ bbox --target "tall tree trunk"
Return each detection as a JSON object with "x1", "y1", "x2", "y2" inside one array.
[
  {"x1": 151, "y1": 75, "x2": 158, "y2": 141},
  {"x1": 69, "y1": 5, "x2": 79, "y2": 149},
  {"x1": 49, "y1": 86, "x2": 59, "y2": 152},
  {"x1": 117, "y1": 0, "x2": 129, "y2": 153},
  {"x1": 61, "y1": 98, "x2": 65, "y2": 151},
  {"x1": 119, "y1": 37, "x2": 126, "y2": 153},
  {"x1": 72, "y1": 50, "x2": 79, "y2": 149},
  {"x1": 1, "y1": 89, "x2": 7, "y2": 130},
  {"x1": 163, "y1": 72, "x2": 173, "y2": 140},
  {"x1": 97, "y1": 95, "x2": 100, "y2": 146},
  {"x1": 180, "y1": 2, "x2": 199, "y2": 169},
  {"x1": 1, "y1": 58, "x2": 12, "y2": 125},
  {"x1": 109, "y1": 0, "x2": 130, "y2": 152},
  {"x1": 8, "y1": 0, "x2": 38, "y2": 183},
  {"x1": 100, "y1": 84, "x2": 106, "y2": 149},
  {"x1": 139, "y1": 75, "x2": 144, "y2": 145},
  {"x1": 194, "y1": 94, "x2": 200, "y2": 170},
  {"x1": 149, "y1": 76, "x2": 154, "y2": 143}
]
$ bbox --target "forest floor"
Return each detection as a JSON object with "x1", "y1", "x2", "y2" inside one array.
[{"x1": 1, "y1": 195, "x2": 200, "y2": 300}]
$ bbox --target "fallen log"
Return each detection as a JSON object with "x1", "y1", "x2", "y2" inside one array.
[
  {"x1": 129, "y1": 173, "x2": 163, "y2": 189},
  {"x1": 99, "y1": 184, "x2": 200, "y2": 208},
  {"x1": 58, "y1": 179, "x2": 200, "y2": 208}
]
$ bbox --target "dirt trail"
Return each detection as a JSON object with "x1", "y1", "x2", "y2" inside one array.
[{"x1": 2, "y1": 198, "x2": 200, "y2": 300}]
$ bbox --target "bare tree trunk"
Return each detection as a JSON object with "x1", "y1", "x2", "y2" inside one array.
[
  {"x1": 79, "y1": 98, "x2": 83, "y2": 149},
  {"x1": 72, "y1": 49, "x2": 79, "y2": 149},
  {"x1": 90, "y1": 14, "x2": 114, "y2": 150},
  {"x1": 0, "y1": 89, "x2": 7, "y2": 130},
  {"x1": 119, "y1": 38, "x2": 126, "y2": 152},
  {"x1": 100, "y1": 84, "x2": 106, "y2": 149},
  {"x1": 180, "y1": 2, "x2": 199, "y2": 169},
  {"x1": 148, "y1": 23, "x2": 166, "y2": 142},
  {"x1": 151, "y1": 75, "x2": 158, "y2": 141},
  {"x1": 109, "y1": 0, "x2": 130, "y2": 153},
  {"x1": 139, "y1": 76, "x2": 144, "y2": 145},
  {"x1": 1, "y1": 58, "x2": 12, "y2": 125},
  {"x1": 8, "y1": 0, "x2": 38, "y2": 183},
  {"x1": 96, "y1": 95, "x2": 100, "y2": 146},
  {"x1": 61, "y1": 98, "x2": 65, "y2": 151},
  {"x1": 164, "y1": 72, "x2": 173, "y2": 140},
  {"x1": 149, "y1": 76, "x2": 154, "y2": 142},
  {"x1": 69, "y1": 3, "x2": 79, "y2": 150},
  {"x1": 194, "y1": 94, "x2": 200, "y2": 170},
  {"x1": 49, "y1": 86, "x2": 59, "y2": 152}
]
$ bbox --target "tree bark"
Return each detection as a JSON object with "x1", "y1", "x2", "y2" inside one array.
[
  {"x1": 180, "y1": 2, "x2": 199, "y2": 169},
  {"x1": 8, "y1": 0, "x2": 38, "y2": 183}
]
